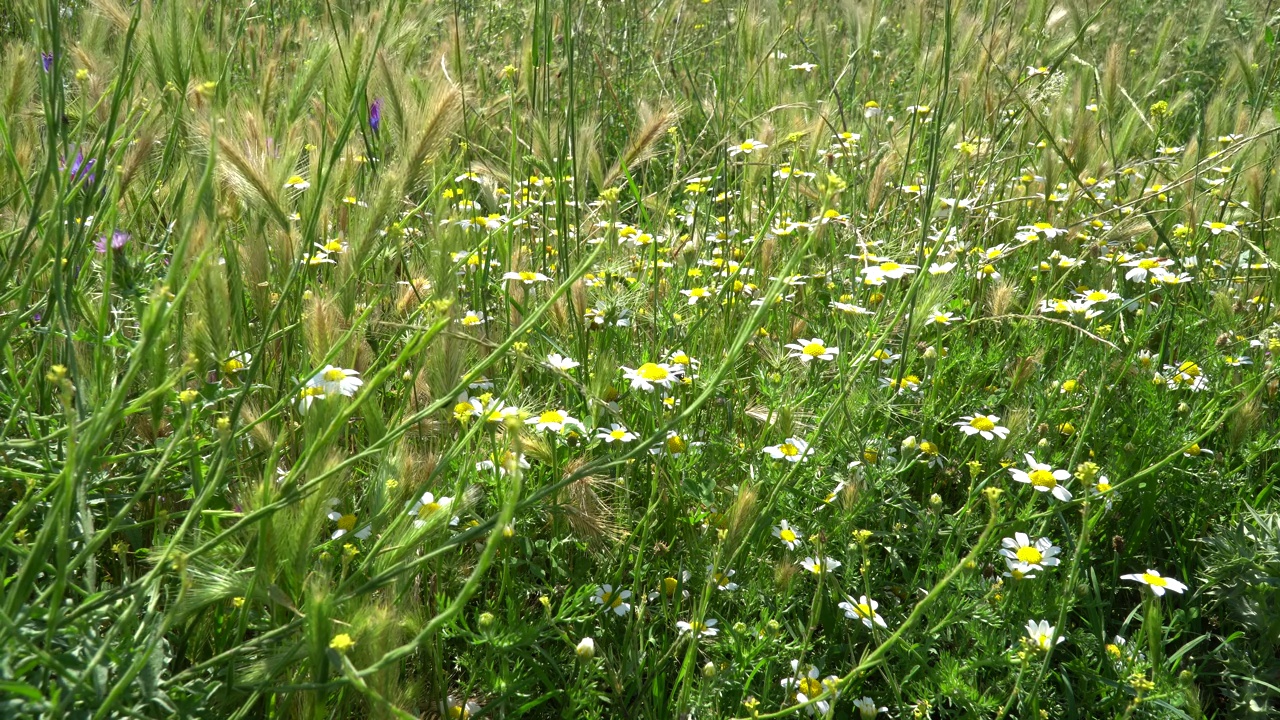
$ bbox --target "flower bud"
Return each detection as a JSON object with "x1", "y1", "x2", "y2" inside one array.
[{"x1": 576, "y1": 636, "x2": 595, "y2": 659}]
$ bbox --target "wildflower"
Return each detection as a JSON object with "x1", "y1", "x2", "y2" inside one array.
[
  {"x1": 446, "y1": 697, "x2": 481, "y2": 719},
  {"x1": 728, "y1": 139, "x2": 767, "y2": 156},
  {"x1": 526, "y1": 409, "x2": 583, "y2": 434},
  {"x1": 1121, "y1": 569, "x2": 1188, "y2": 596},
  {"x1": 1202, "y1": 220, "x2": 1237, "y2": 235},
  {"x1": 772, "y1": 519, "x2": 804, "y2": 550},
  {"x1": 999, "y1": 533, "x2": 1060, "y2": 573},
  {"x1": 503, "y1": 270, "x2": 551, "y2": 284},
  {"x1": 575, "y1": 637, "x2": 595, "y2": 659},
  {"x1": 222, "y1": 350, "x2": 252, "y2": 374},
  {"x1": 597, "y1": 423, "x2": 636, "y2": 443},
  {"x1": 790, "y1": 62, "x2": 817, "y2": 72},
  {"x1": 326, "y1": 499, "x2": 372, "y2": 540},
  {"x1": 622, "y1": 362, "x2": 682, "y2": 391},
  {"x1": 681, "y1": 286, "x2": 712, "y2": 304},
  {"x1": 546, "y1": 353, "x2": 580, "y2": 371},
  {"x1": 839, "y1": 595, "x2": 888, "y2": 629},
  {"x1": 1121, "y1": 256, "x2": 1173, "y2": 282},
  {"x1": 785, "y1": 337, "x2": 839, "y2": 363},
  {"x1": 781, "y1": 661, "x2": 840, "y2": 716},
  {"x1": 368, "y1": 97, "x2": 382, "y2": 133},
  {"x1": 763, "y1": 437, "x2": 813, "y2": 462},
  {"x1": 869, "y1": 348, "x2": 901, "y2": 365},
  {"x1": 710, "y1": 566, "x2": 739, "y2": 591},
  {"x1": 1024, "y1": 619, "x2": 1065, "y2": 651},
  {"x1": 94, "y1": 229, "x2": 130, "y2": 254},
  {"x1": 1164, "y1": 360, "x2": 1208, "y2": 391},
  {"x1": 592, "y1": 585, "x2": 633, "y2": 616},
  {"x1": 928, "y1": 261, "x2": 956, "y2": 275},
  {"x1": 861, "y1": 260, "x2": 919, "y2": 283},
  {"x1": 1183, "y1": 442, "x2": 1213, "y2": 458},
  {"x1": 410, "y1": 492, "x2": 455, "y2": 527},
  {"x1": 677, "y1": 618, "x2": 719, "y2": 637},
  {"x1": 801, "y1": 555, "x2": 841, "y2": 575},
  {"x1": 310, "y1": 365, "x2": 363, "y2": 397},
  {"x1": 316, "y1": 238, "x2": 348, "y2": 256},
  {"x1": 1018, "y1": 222, "x2": 1067, "y2": 239},
  {"x1": 954, "y1": 413, "x2": 1009, "y2": 441},
  {"x1": 329, "y1": 633, "x2": 355, "y2": 653},
  {"x1": 459, "y1": 309, "x2": 487, "y2": 326},
  {"x1": 283, "y1": 175, "x2": 311, "y2": 190},
  {"x1": 1009, "y1": 453, "x2": 1073, "y2": 502},
  {"x1": 853, "y1": 696, "x2": 888, "y2": 720},
  {"x1": 1223, "y1": 355, "x2": 1250, "y2": 367},
  {"x1": 295, "y1": 385, "x2": 326, "y2": 412}
]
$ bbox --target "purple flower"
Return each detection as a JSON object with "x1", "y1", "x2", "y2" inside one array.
[
  {"x1": 66, "y1": 151, "x2": 96, "y2": 185},
  {"x1": 369, "y1": 98, "x2": 382, "y2": 133},
  {"x1": 42, "y1": 53, "x2": 53, "y2": 72},
  {"x1": 95, "y1": 229, "x2": 131, "y2": 254}
]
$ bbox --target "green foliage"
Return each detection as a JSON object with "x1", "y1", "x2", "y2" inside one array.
[{"x1": 1, "y1": 0, "x2": 1280, "y2": 718}]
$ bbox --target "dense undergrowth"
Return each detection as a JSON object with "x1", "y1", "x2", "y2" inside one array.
[{"x1": 3, "y1": 0, "x2": 1280, "y2": 717}]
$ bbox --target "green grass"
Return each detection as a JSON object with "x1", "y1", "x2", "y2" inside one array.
[{"x1": 2, "y1": 0, "x2": 1280, "y2": 717}]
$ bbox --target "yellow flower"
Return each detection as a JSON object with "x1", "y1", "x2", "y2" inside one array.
[{"x1": 329, "y1": 633, "x2": 355, "y2": 653}]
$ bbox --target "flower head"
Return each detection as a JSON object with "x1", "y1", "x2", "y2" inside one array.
[
  {"x1": 763, "y1": 437, "x2": 813, "y2": 462},
  {"x1": 954, "y1": 413, "x2": 1009, "y2": 441},
  {"x1": 1009, "y1": 453, "x2": 1073, "y2": 502},
  {"x1": 1120, "y1": 569, "x2": 1188, "y2": 597},
  {"x1": 839, "y1": 595, "x2": 888, "y2": 628},
  {"x1": 785, "y1": 338, "x2": 839, "y2": 363},
  {"x1": 592, "y1": 585, "x2": 633, "y2": 616}
]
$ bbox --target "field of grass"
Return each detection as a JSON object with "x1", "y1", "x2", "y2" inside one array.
[{"x1": 3, "y1": 0, "x2": 1280, "y2": 717}]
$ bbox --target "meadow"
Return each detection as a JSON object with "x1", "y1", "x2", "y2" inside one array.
[{"x1": 2, "y1": 0, "x2": 1280, "y2": 717}]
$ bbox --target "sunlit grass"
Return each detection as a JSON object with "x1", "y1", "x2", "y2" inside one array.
[{"x1": 2, "y1": 0, "x2": 1279, "y2": 718}]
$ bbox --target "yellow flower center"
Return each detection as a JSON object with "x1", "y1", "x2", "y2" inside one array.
[
  {"x1": 539, "y1": 410, "x2": 565, "y2": 424},
  {"x1": 1186, "y1": 443, "x2": 1201, "y2": 456},
  {"x1": 663, "y1": 577, "x2": 679, "y2": 595},
  {"x1": 779, "y1": 443, "x2": 799, "y2": 457},
  {"x1": 801, "y1": 343, "x2": 826, "y2": 356},
  {"x1": 519, "y1": 271, "x2": 538, "y2": 281},
  {"x1": 969, "y1": 416, "x2": 996, "y2": 432},
  {"x1": 1177, "y1": 361, "x2": 1201, "y2": 377},
  {"x1": 324, "y1": 368, "x2": 346, "y2": 382},
  {"x1": 1138, "y1": 259, "x2": 1160, "y2": 269},
  {"x1": 798, "y1": 677, "x2": 822, "y2": 697},
  {"x1": 855, "y1": 603, "x2": 873, "y2": 618},
  {"x1": 324, "y1": 240, "x2": 343, "y2": 252},
  {"x1": 610, "y1": 430, "x2": 627, "y2": 440},
  {"x1": 1140, "y1": 573, "x2": 1167, "y2": 587},
  {"x1": 1028, "y1": 469, "x2": 1057, "y2": 489},
  {"x1": 636, "y1": 363, "x2": 669, "y2": 381},
  {"x1": 337, "y1": 514, "x2": 356, "y2": 531},
  {"x1": 1016, "y1": 546, "x2": 1043, "y2": 564},
  {"x1": 780, "y1": 528, "x2": 797, "y2": 543},
  {"x1": 462, "y1": 314, "x2": 482, "y2": 325},
  {"x1": 1086, "y1": 291, "x2": 1107, "y2": 302},
  {"x1": 880, "y1": 261, "x2": 900, "y2": 271}
]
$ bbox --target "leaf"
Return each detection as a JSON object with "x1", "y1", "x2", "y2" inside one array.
[{"x1": 0, "y1": 681, "x2": 44, "y2": 701}]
